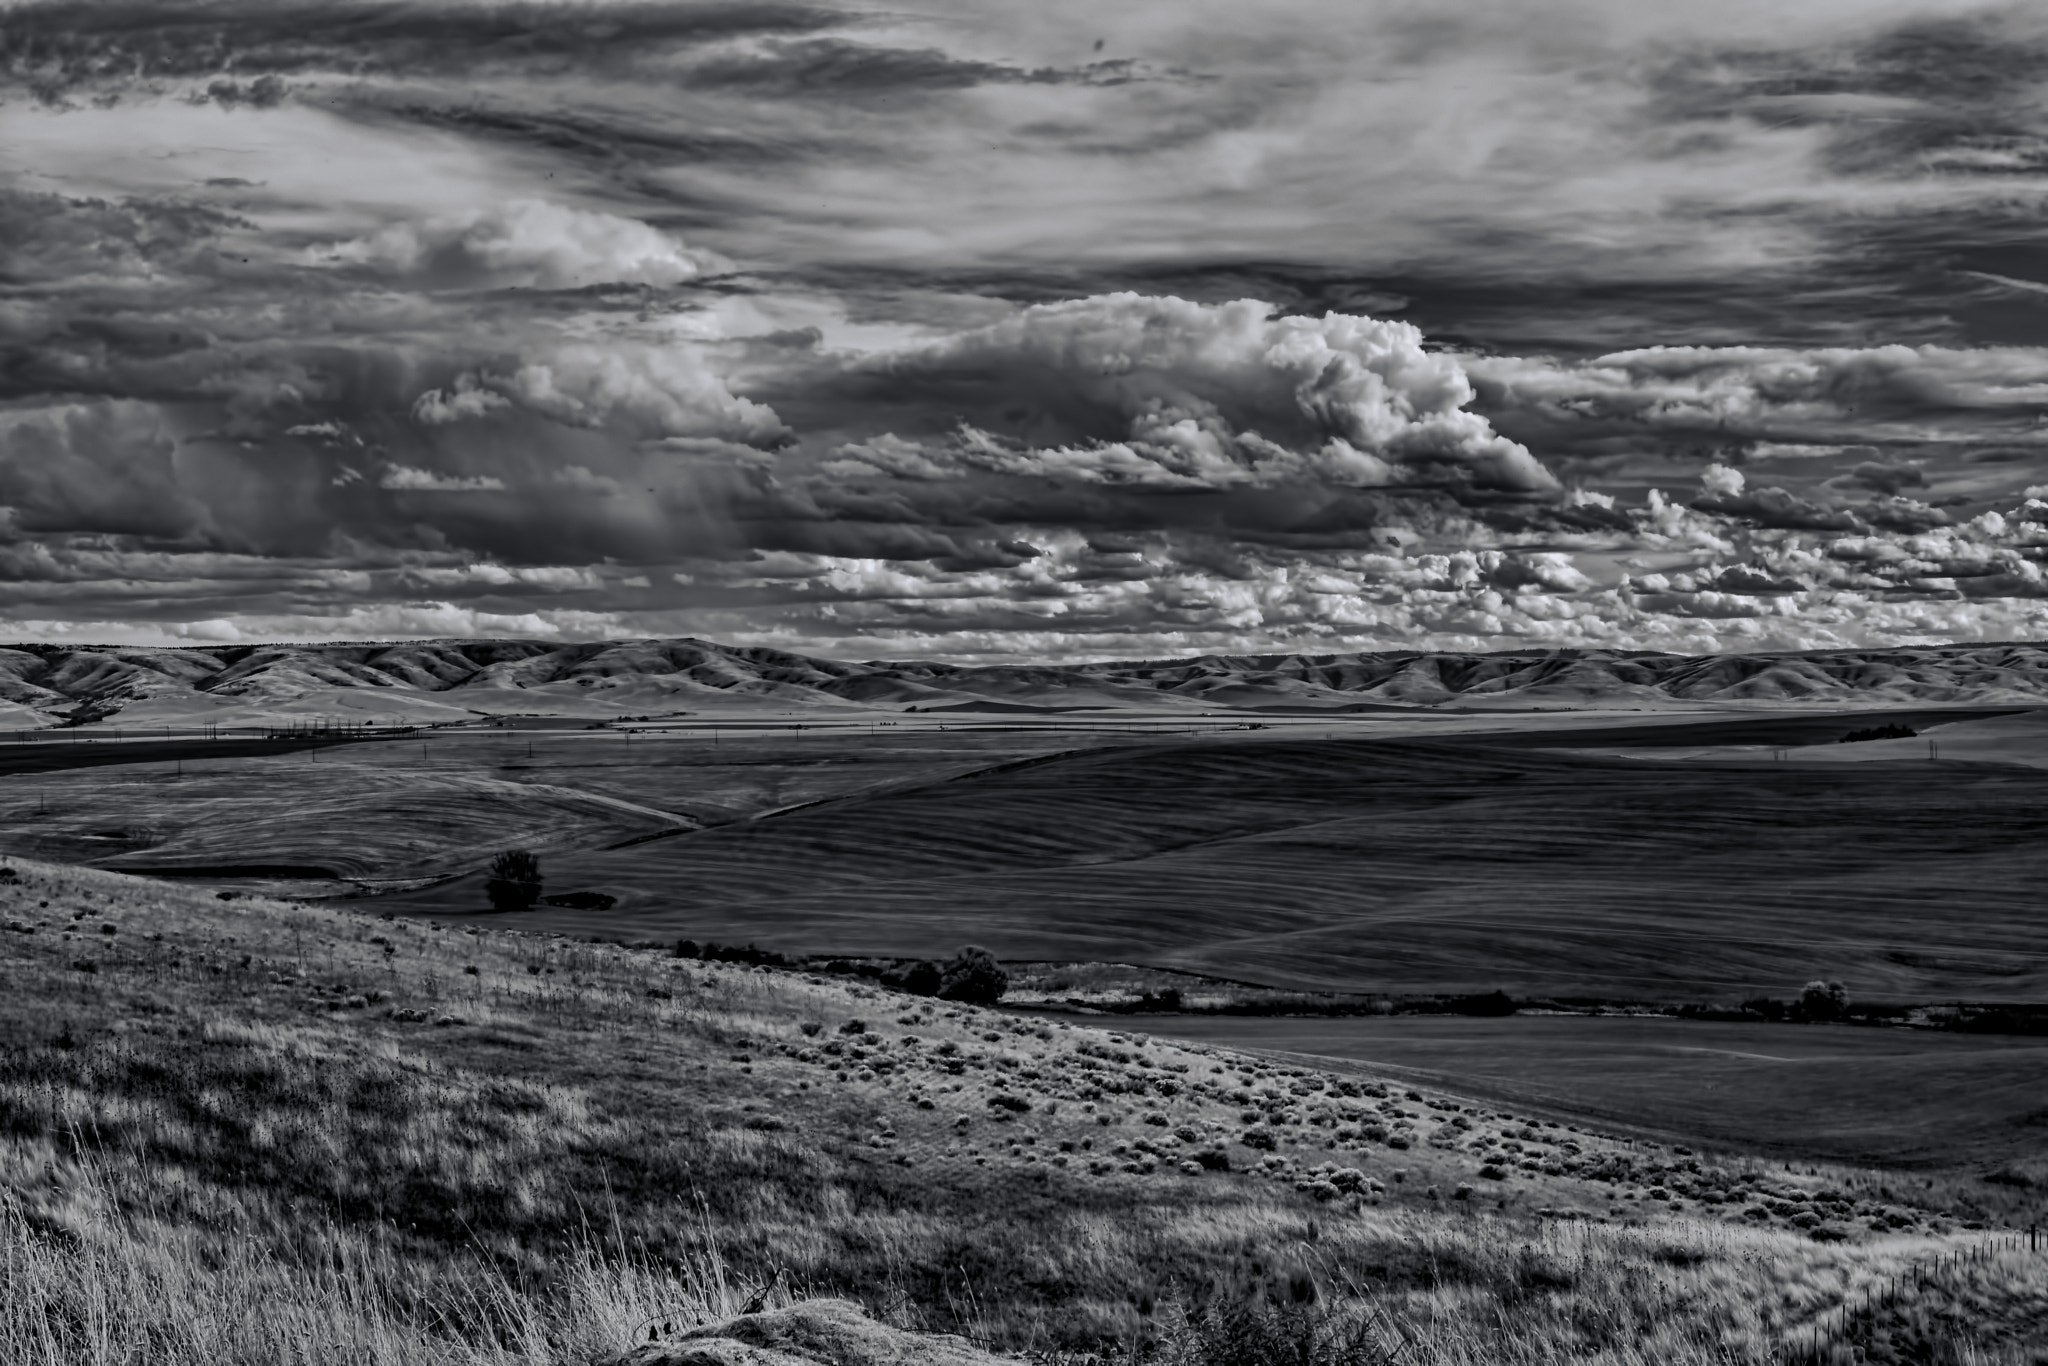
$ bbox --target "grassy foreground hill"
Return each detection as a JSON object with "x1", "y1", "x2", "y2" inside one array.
[{"x1": 2, "y1": 858, "x2": 2044, "y2": 1366}]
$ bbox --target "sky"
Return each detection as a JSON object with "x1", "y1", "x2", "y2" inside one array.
[{"x1": 7, "y1": 0, "x2": 2048, "y2": 661}]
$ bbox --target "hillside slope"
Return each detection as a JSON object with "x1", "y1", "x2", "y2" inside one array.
[
  {"x1": 2, "y1": 856, "x2": 2041, "y2": 1366},
  {"x1": 14, "y1": 638, "x2": 2048, "y2": 726}
]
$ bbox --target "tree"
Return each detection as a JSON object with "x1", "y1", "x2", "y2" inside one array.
[
  {"x1": 1799, "y1": 979, "x2": 1849, "y2": 1022},
  {"x1": 486, "y1": 849, "x2": 541, "y2": 912},
  {"x1": 937, "y1": 946, "x2": 1008, "y2": 1005}
]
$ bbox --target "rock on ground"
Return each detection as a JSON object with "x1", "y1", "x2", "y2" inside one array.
[{"x1": 596, "y1": 1299, "x2": 1013, "y2": 1366}]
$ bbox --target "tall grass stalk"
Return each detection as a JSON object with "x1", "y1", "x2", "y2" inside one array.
[{"x1": 0, "y1": 1160, "x2": 762, "y2": 1366}]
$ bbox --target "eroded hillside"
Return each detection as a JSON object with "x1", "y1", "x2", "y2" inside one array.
[{"x1": 13, "y1": 637, "x2": 2048, "y2": 726}]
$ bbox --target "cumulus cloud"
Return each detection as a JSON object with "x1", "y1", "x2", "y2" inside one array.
[
  {"x1": 378, "y1": 466, "x2": 507, "y2": 492},
  {"x1": 395, "y1": 563, "x2": 604, "y2": 591},
  {"x1": 1688, "y1": 463, "x2": 1863, "y2": 532},
  {"x1": 499, "y1": 344, "x2": 789, "y2": 445},
  {"x1": 411, "y1": 376, "x2": 512, "y2": 425},
  {"x1": 843, "y1": 294, "x2": 1558, "y2": 496},
  {"x1": 323, "y1": 199, "x2": 732, "y2": 290},
  {"x1": 1468, "y1": 343, "x2": 2048, "y2": 457},
  {"x1": 0, "y1": 603, "x2": 638, "y2": 647}
]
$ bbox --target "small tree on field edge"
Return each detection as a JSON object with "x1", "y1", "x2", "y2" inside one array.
[
  {"x1": 937, "y1": 946, "x2": 1008, "y2": 1005},
  {"x1": 486, "y1": 849, "x2": 542, "y2": 912},
  {"x1": 1799, "y1": 979, "x2": 1849, "y2": 1021}
]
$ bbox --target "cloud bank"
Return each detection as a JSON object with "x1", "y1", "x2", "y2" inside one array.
[{"x1": 5, "y1": 1, "x2": 2048, "y2": 659}]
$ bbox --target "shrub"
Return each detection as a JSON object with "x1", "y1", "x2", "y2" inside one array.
[
  {"x1": 1840, "y1": 723, "x2": 1915, "y2": 743},
  {"x1": 937, "y1": 946, "x2": 1008, "y2": 1005},
  {"x1": 1241, "y1": 1129, "x2": 1277, "y2": 1151},
  {"x1": 875, "y1": 959, "x2": 941, "y2": 995}
]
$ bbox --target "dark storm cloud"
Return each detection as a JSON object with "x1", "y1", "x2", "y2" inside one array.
[
  {"x1": 0, "y1": 1, "x2": 846, "y2": 97},
  {"x1": 1692, "y1": 481, "x2": 1865, "y2": 534},
  {"x1": 1649, "y1": 12, "x2": 2048, "y2": 177},
  {"x1": 677, "y1": 37, "x2": 1151, "y2": 96},
  {"x1": 0, "y1": 189, "x2": 251, "y2": 292},
  {"x1": 372, "y1": 100, "x2": 824, "y2": 171},
  {"x1": 1838, "y1": 460, "x2": 1926, "y2": 495}
]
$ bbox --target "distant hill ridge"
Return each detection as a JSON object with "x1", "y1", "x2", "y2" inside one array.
[{"x1": 7, "y1": 637, "x2": 2048, "y2": 723}]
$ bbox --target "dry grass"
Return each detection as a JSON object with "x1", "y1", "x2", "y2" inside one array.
[
  {"x1": 0, "y1": 1157, "x2": 783, "y2": 1366},
  {"x1": 1, "y1": 856, "x2": 2042, "y2": 1365}
]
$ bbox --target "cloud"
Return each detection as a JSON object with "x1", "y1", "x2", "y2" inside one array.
[
  {"x1": 14, "y1": 5, "x2": 2048, "y2": 661},
  {"x1": 1686, "y1": 463, "x2": 1864, "y2": 532},
  {"x1": 395, "y1": 563, "x2": 604, "y2": 591},
  {"x1": 1703, "y1": 565, "x2": 1807, "y2": 595},
  {"x1": 411, "y1": 377, "x2": 512, "y2": 425},
  {"x1": 677, "y1": 37, "x2": 1160, "y2": 96},
  {"x1": 377, "y1": 466, "x2": 507, "y2": 493},
  {"x1": 203, "y1": 75, "x2": 286, "y2": 109},
  {"x1": 324, "y1": 198, "x2": 732, "y2": 289},
  {"x1": 499, "y1": 344, "x2": 789, "y2": 444},
  {"x1": 1840, "y1": 460, "x2": 1926, "y2": 494},
  {"x1": 837, "y1": 294, "x2": 1558, "y2": 496},
  {"x1": 0, "y1": 402, "x2": 213, "y2": 540},
  {"x1": 0, "y1": 1, "x2": 848, "y2": 96},
  {"x1": 0, "y1": 603, "x2": 638, "y2": 647},
  {"x1": 1469, "y1": 343, "x2": 2048, "y2": 454}
]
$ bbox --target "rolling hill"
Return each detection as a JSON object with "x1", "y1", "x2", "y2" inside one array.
[
  {"x1": 14, "y1": 637, "x2": 2048, "y2": 727},
  {"x1": 378, "y1": 729, "x2": 2048, "y2": 1006}
]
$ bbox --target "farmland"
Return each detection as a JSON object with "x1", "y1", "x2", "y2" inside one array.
[
  {"x1": 355, "y1": 718, "x2": 2048, "y2": 1008},
  {"x1": 1130, "y1": 1012, "x2": 2048, "y2": 1173}
]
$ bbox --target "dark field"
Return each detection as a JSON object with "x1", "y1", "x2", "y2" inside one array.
[
  {"x1": 381, "y1": 726, "x2": 2048, "y2": 1005},
  {"x1": 1469, "y1": 708, "x2": 2023, "y2": 750},
  {"x1": 1124, "y1": 1012, "x2": 2048, "y2": 1172}
]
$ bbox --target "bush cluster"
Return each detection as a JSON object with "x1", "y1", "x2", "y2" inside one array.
[{"x1": 1839, "y1": 723, "x2": 1916, "y2": 743}]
